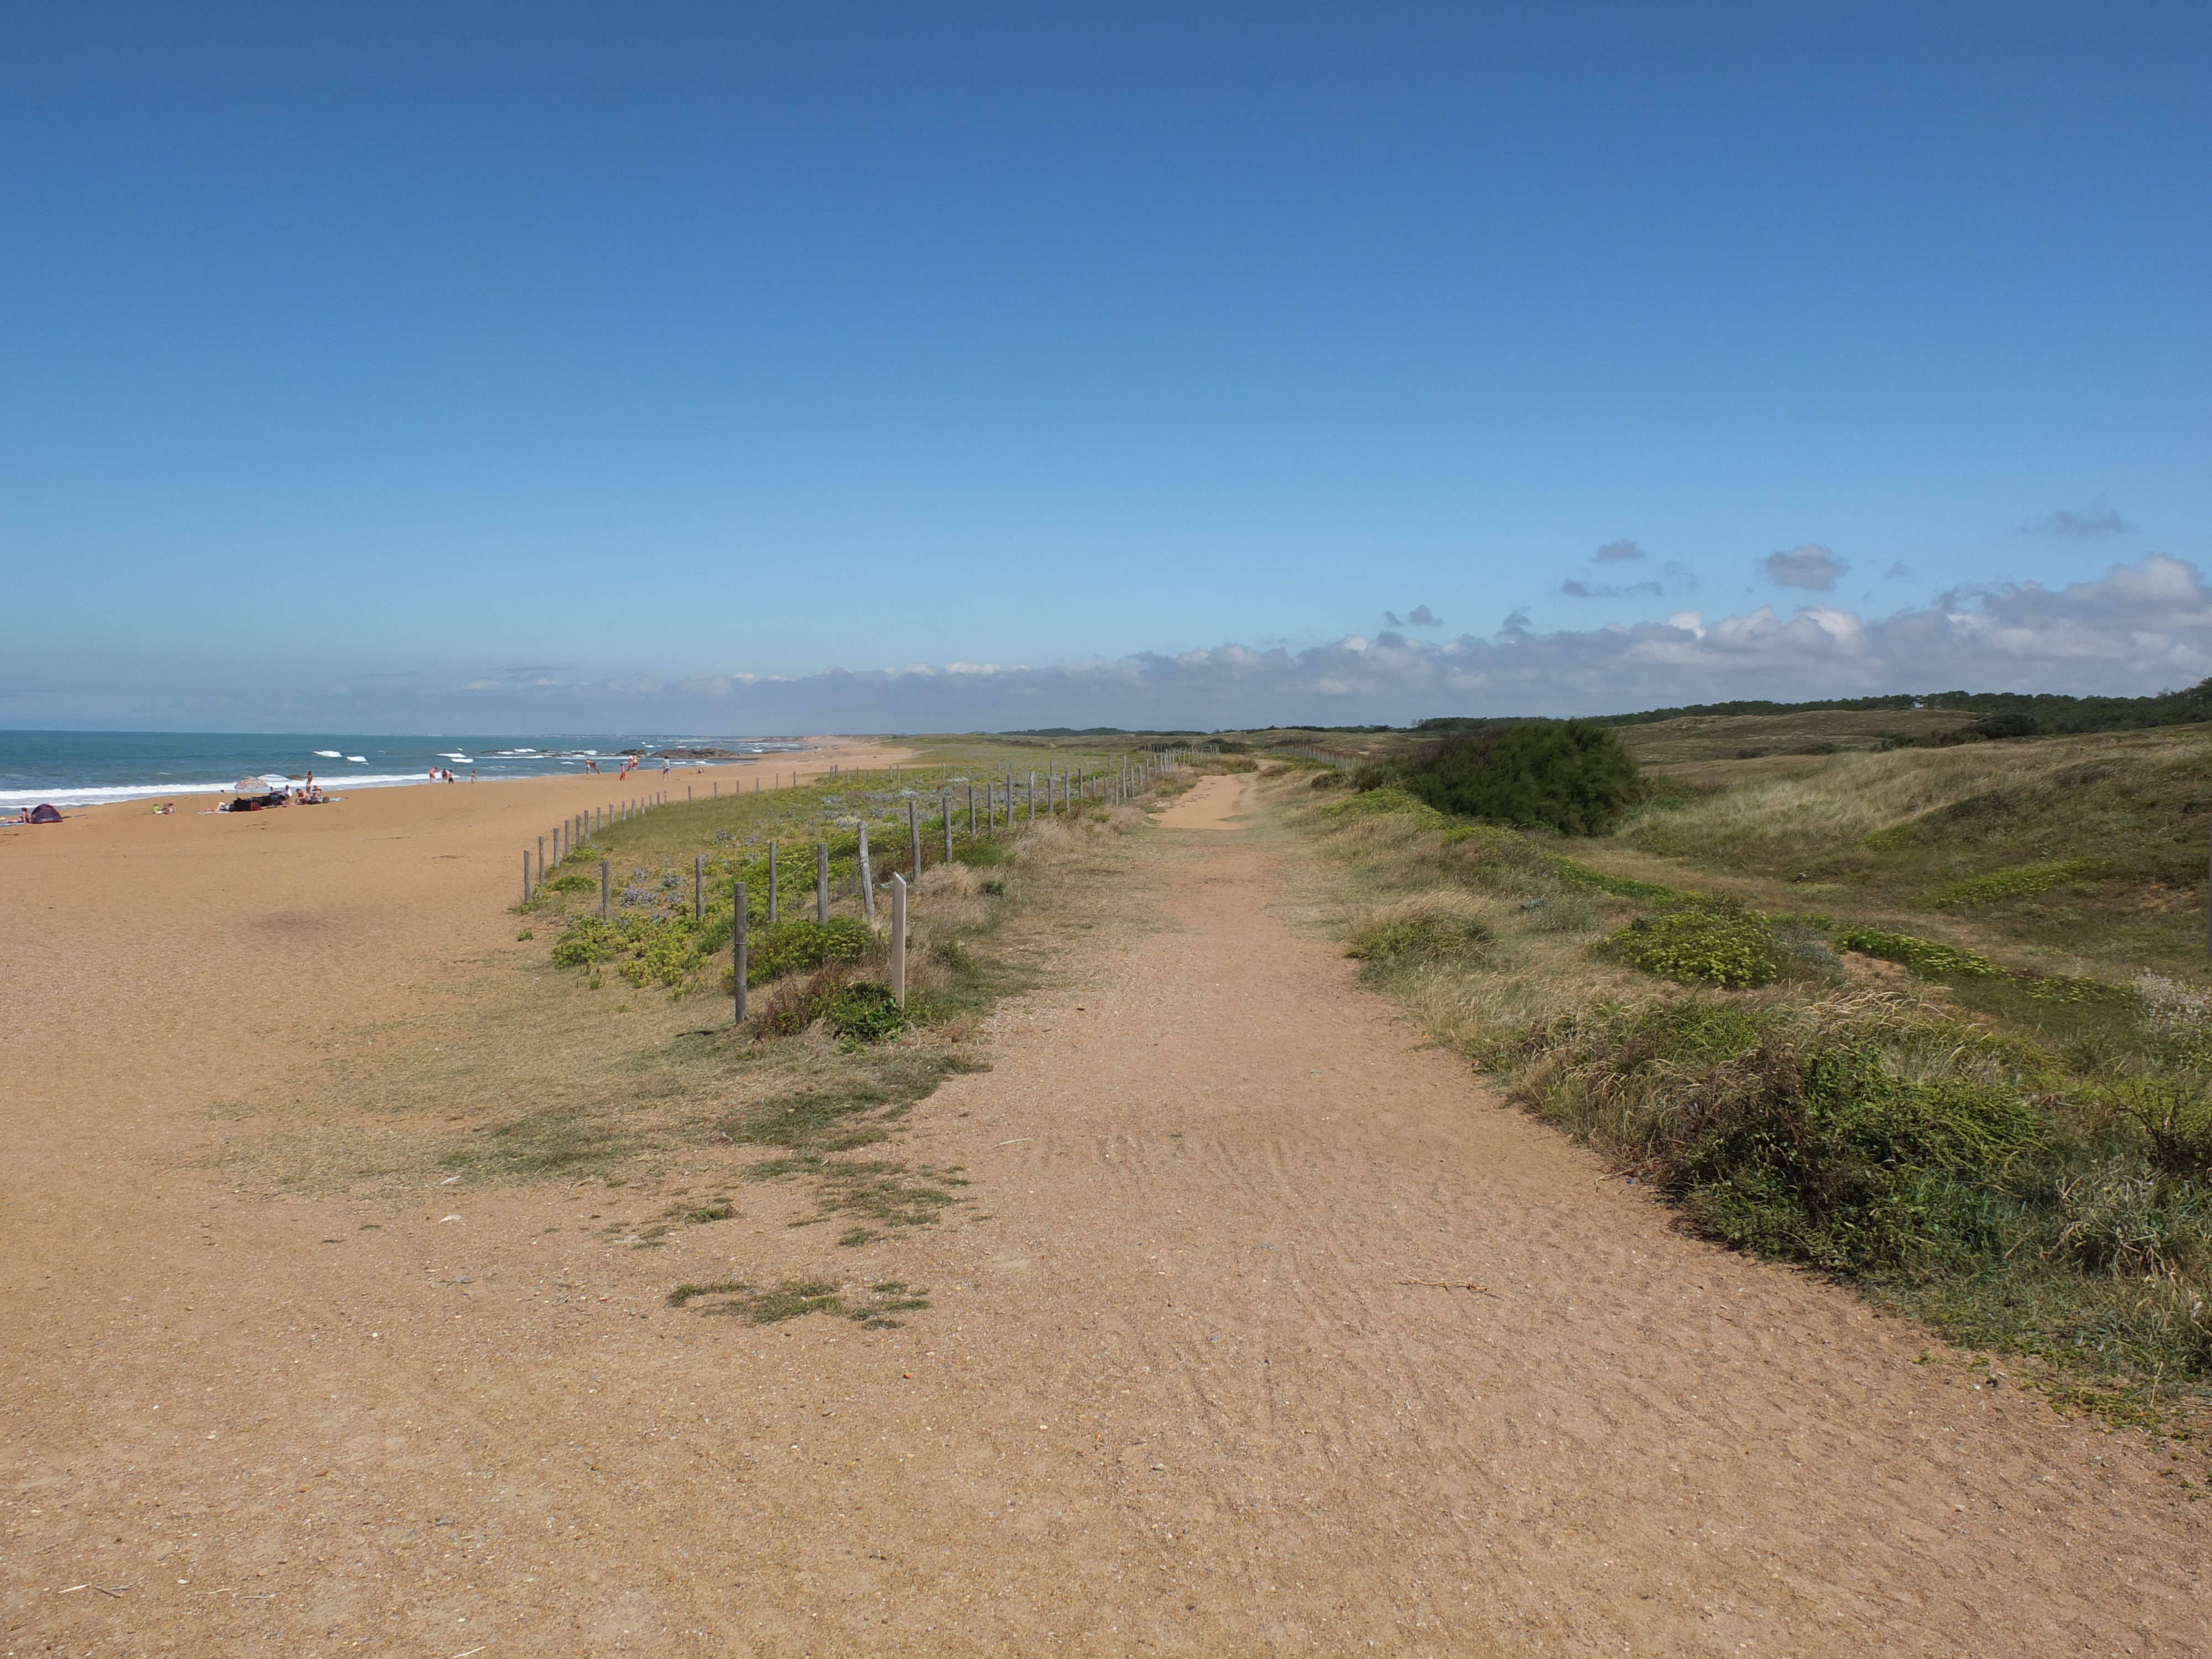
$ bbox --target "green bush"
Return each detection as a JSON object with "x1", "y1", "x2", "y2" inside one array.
[
  {"x1": 1679, "y1": 1046, "x2": 2046, "y2": 1274},
  {"x1": 748, "y1": 917, "x2": 872, "y2": 984},
  {"x1": 1606, "y1": 904, "x2": 1781, "y2": 989},
  {"x1": 1325, "y1": 786, "x2": 1448, "y2": 827},
  {"x1": 1347, "y1": 914, "x2": 1493, "y2": 963},
  {"x1": 1834, "y1": 927, "x2": 2000, "y2": 979},
  {"x1": 2052, "y1": 1160, "x2": 2212, "y2": 1281},
  {"x1": 1544, "y1": 854, "x2": 1698, "y2": 904},
  {"x1": 551, "y1": 916, "x2": 625, "y2": 967},
  {"x1": 1928, "y1": 858, "x2": 2096, "y2": 909},
  {"x1": 1354, "y1": 720, "x2": 1647, "y2": 835},
  {"x1": 825, "y1": 982, "x2": 906, "y2": 1042}
]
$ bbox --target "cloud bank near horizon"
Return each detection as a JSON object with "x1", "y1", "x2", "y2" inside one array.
[{"x1": 13, "y1": 555, "x2": 2209, "y2": 734}]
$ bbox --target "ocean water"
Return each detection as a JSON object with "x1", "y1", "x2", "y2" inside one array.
[{"x1": 0, "y1": 731, "x2": 805, "y2": 810}]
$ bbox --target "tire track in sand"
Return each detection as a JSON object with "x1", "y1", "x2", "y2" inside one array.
[
  {"x1": 7, "y1": 768, "x2": 2204, "y2": 1655},
  {"x1": 902, "y1": 770, "x2": 2206, "y2": 1654}
]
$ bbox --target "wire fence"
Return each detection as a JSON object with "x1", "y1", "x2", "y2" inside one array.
[{"x1": 520, "y1": 749, "x2": 1196, "y2": 1021}]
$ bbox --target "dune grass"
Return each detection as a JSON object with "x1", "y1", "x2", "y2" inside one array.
[
  {"x1": 1268, "y1": 731, "x2": 2212, "y2": 1427},
  {"x1": 240, "y1": 753, "x2": 1157, "y2": 1266}
]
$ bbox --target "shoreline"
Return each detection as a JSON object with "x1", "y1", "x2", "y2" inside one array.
[
  {"x1": 0, "y1": 729, "x2": 914, "y2": 1154},
  {"x1": 0, "y1": 749, "x2": 811, "y2": 813},
  {"x1": 1, "y1": 736, "x2": 925, "y2": 822}
]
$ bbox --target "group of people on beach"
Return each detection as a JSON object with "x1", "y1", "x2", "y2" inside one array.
[
  {"x1": 425, "y1": 767, "x2": 477, "y2": 783},
  {"x1": 222, "y1": 773, "x2": 331, "y2": 811}
]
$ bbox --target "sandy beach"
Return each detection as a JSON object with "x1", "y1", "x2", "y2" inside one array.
[{"x1": 3, "y1": 760, "x2": 2205, "y2": 1655}]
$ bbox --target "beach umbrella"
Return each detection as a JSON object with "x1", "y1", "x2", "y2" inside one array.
[{"x1": 233, "y1": 778, "x2": 264, "y2": 794}]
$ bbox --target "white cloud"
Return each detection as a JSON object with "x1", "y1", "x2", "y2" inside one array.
[{"x1": 29, "y1": 556, "x2": 2206, "y2": 734}]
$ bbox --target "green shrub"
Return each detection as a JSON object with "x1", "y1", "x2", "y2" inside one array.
[
  {"x1": 2104, "y1": 1078, "x2": 2212, "y2": 1183},
  {"x1": 2052, "y1": 1160, "x2": 2212, "y2": 1281},
  {"x1": 1680, "y1": 1048, "x2": 2046, "y2": 1273},
  {"x1": 1929, "y1": 858, "x2": 2096, "y2": 909},
  {"x1": 1834, "y1": 927, "x2": 2000, "y2": 979},
  {"x1": 544, "y1": 872, "x2": 598, "y2": 894},
  {"x1": 1348, "y1": 914, "x2": 1494, "y2": 963},
  {"x1": 1325, "y1": 786, "x2": 1449, "y2": 828},
  {"x1": 751, "y1": 964, "x2": 852, "y2": 1037},
  {"x1": 748, "y1": 917, "x2": 872, "y2": 984},
  {"x1": 1354, "y1": 720, "x2": 1647, "y2": 835},
  {"x1": 1606, "y1": 904, "x2": 1781, "y2": 989},
  {"x1": 551, "y1": 916, "x2": 625, "y2": 967},
  {"x1": 825, "y1": 982, "x2": 906, "y2": 1042},
  {"x1": 1544, "y1": 854, "x2": 1698, "y2": 904}
]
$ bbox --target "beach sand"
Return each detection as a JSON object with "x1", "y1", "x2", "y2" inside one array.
[{"x1": 3, "y1": 757, "x2": 2206, "y2": 1655}]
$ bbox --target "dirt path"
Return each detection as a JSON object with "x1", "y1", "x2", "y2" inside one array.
[{"x1": 6, "y1": 769, "x2": 2205, "y2": 1655}]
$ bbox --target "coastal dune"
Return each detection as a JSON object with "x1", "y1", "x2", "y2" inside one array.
[{"x1": 3, "y1": 742, "x2": 2204, "y2": 1655}]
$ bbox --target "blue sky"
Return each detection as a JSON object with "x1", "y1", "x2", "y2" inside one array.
[{"x1": 3, "y1": 2, "x2": 2206, "y2": 731}]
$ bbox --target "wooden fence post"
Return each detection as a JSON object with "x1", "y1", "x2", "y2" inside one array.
[
  {"x1": 968, "y1": 781, "x2": 977, "y2": 837},
  {"x1": 816, "y1": 841, "x2": 829, "y2": 922},
  {"x1": 733, "y1": 881, "x2": 748, "y2": 1023},
  {"x1": 537, "y1": 836, "x2": 544, "y2": 890},
  {"x1": 890, "y1": 874, "x2": 907, "y2": 1008},
  {"x1": 942, "y1": 794, "x2": 953, "y2": 863},
  {"x1": 599, "y1": 859, "x2": 610, "y2": 918},
  {"x1": 859, "y1": 822, "x2": 875, "y2": 922},
  {"x1": 522, "y1": 849, "x2": 531, "y2": 905}
]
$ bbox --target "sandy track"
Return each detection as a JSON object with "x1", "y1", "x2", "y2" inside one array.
[{"x1": 3, "y1": 768, "x2": 2204, "y2": 1655}]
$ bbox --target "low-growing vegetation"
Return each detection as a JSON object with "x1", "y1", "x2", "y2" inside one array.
[
  {"x1": 1278, "y1": 719, "x2": 2212, "y2": 1425},
  {"x1": 1353, "y1": 719, "x2": 1647, "y2": 834}
]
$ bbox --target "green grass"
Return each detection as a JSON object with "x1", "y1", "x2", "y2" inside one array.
[
  {"x1": 1620, "y1": 727, "x2": 2212, "y2": 976},
  {"x1": 1269, "y1": 746, "x2": 2212, "y2": 1423},
  {"x1": 1604, "y1": 904, "x2": 1785, "y2": 989},
  {"x1": 1929, "y1": 858, "x2": 2099, "y2": 909}
]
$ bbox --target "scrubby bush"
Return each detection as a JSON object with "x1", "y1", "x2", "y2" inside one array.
[
  {"x1": 1348, "y1": 914, "x2": 1494, "y2": 963},
  {"x1": 1929, "y1": 858, "x2": 2096, "y2": 909},
  {"x1": 2052, "y1": 1160, "x2": 2212, "y2": 1281},
  {"x1": 551, "y1": 916, "x2": 624, "y2": 967},
  {"x1": 1327, "y1": 786, "x2": 1448, "y2": 827},
  {"x1": 752, "y1": 964, "x2": 852, "y2": 1036},
  {"x1": 1520, "y1": 996, "x2": 2045, "y2": 1275},
  {"x1": 1834, "y1": 927, "x2": 2000, "y2": 979},
  {"x1": 825, "y1": 981, "x2": 907, "y2": 1042},
  {"x1": 1353, "y1": 720, "x2": 1647, "y2": 835},
  {"x1": 1605, "y1": 903, "x2": 1781, "y2": 989},
  {"x1": 748, "y1": 917, "x2": 872, "y2": 984}
]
